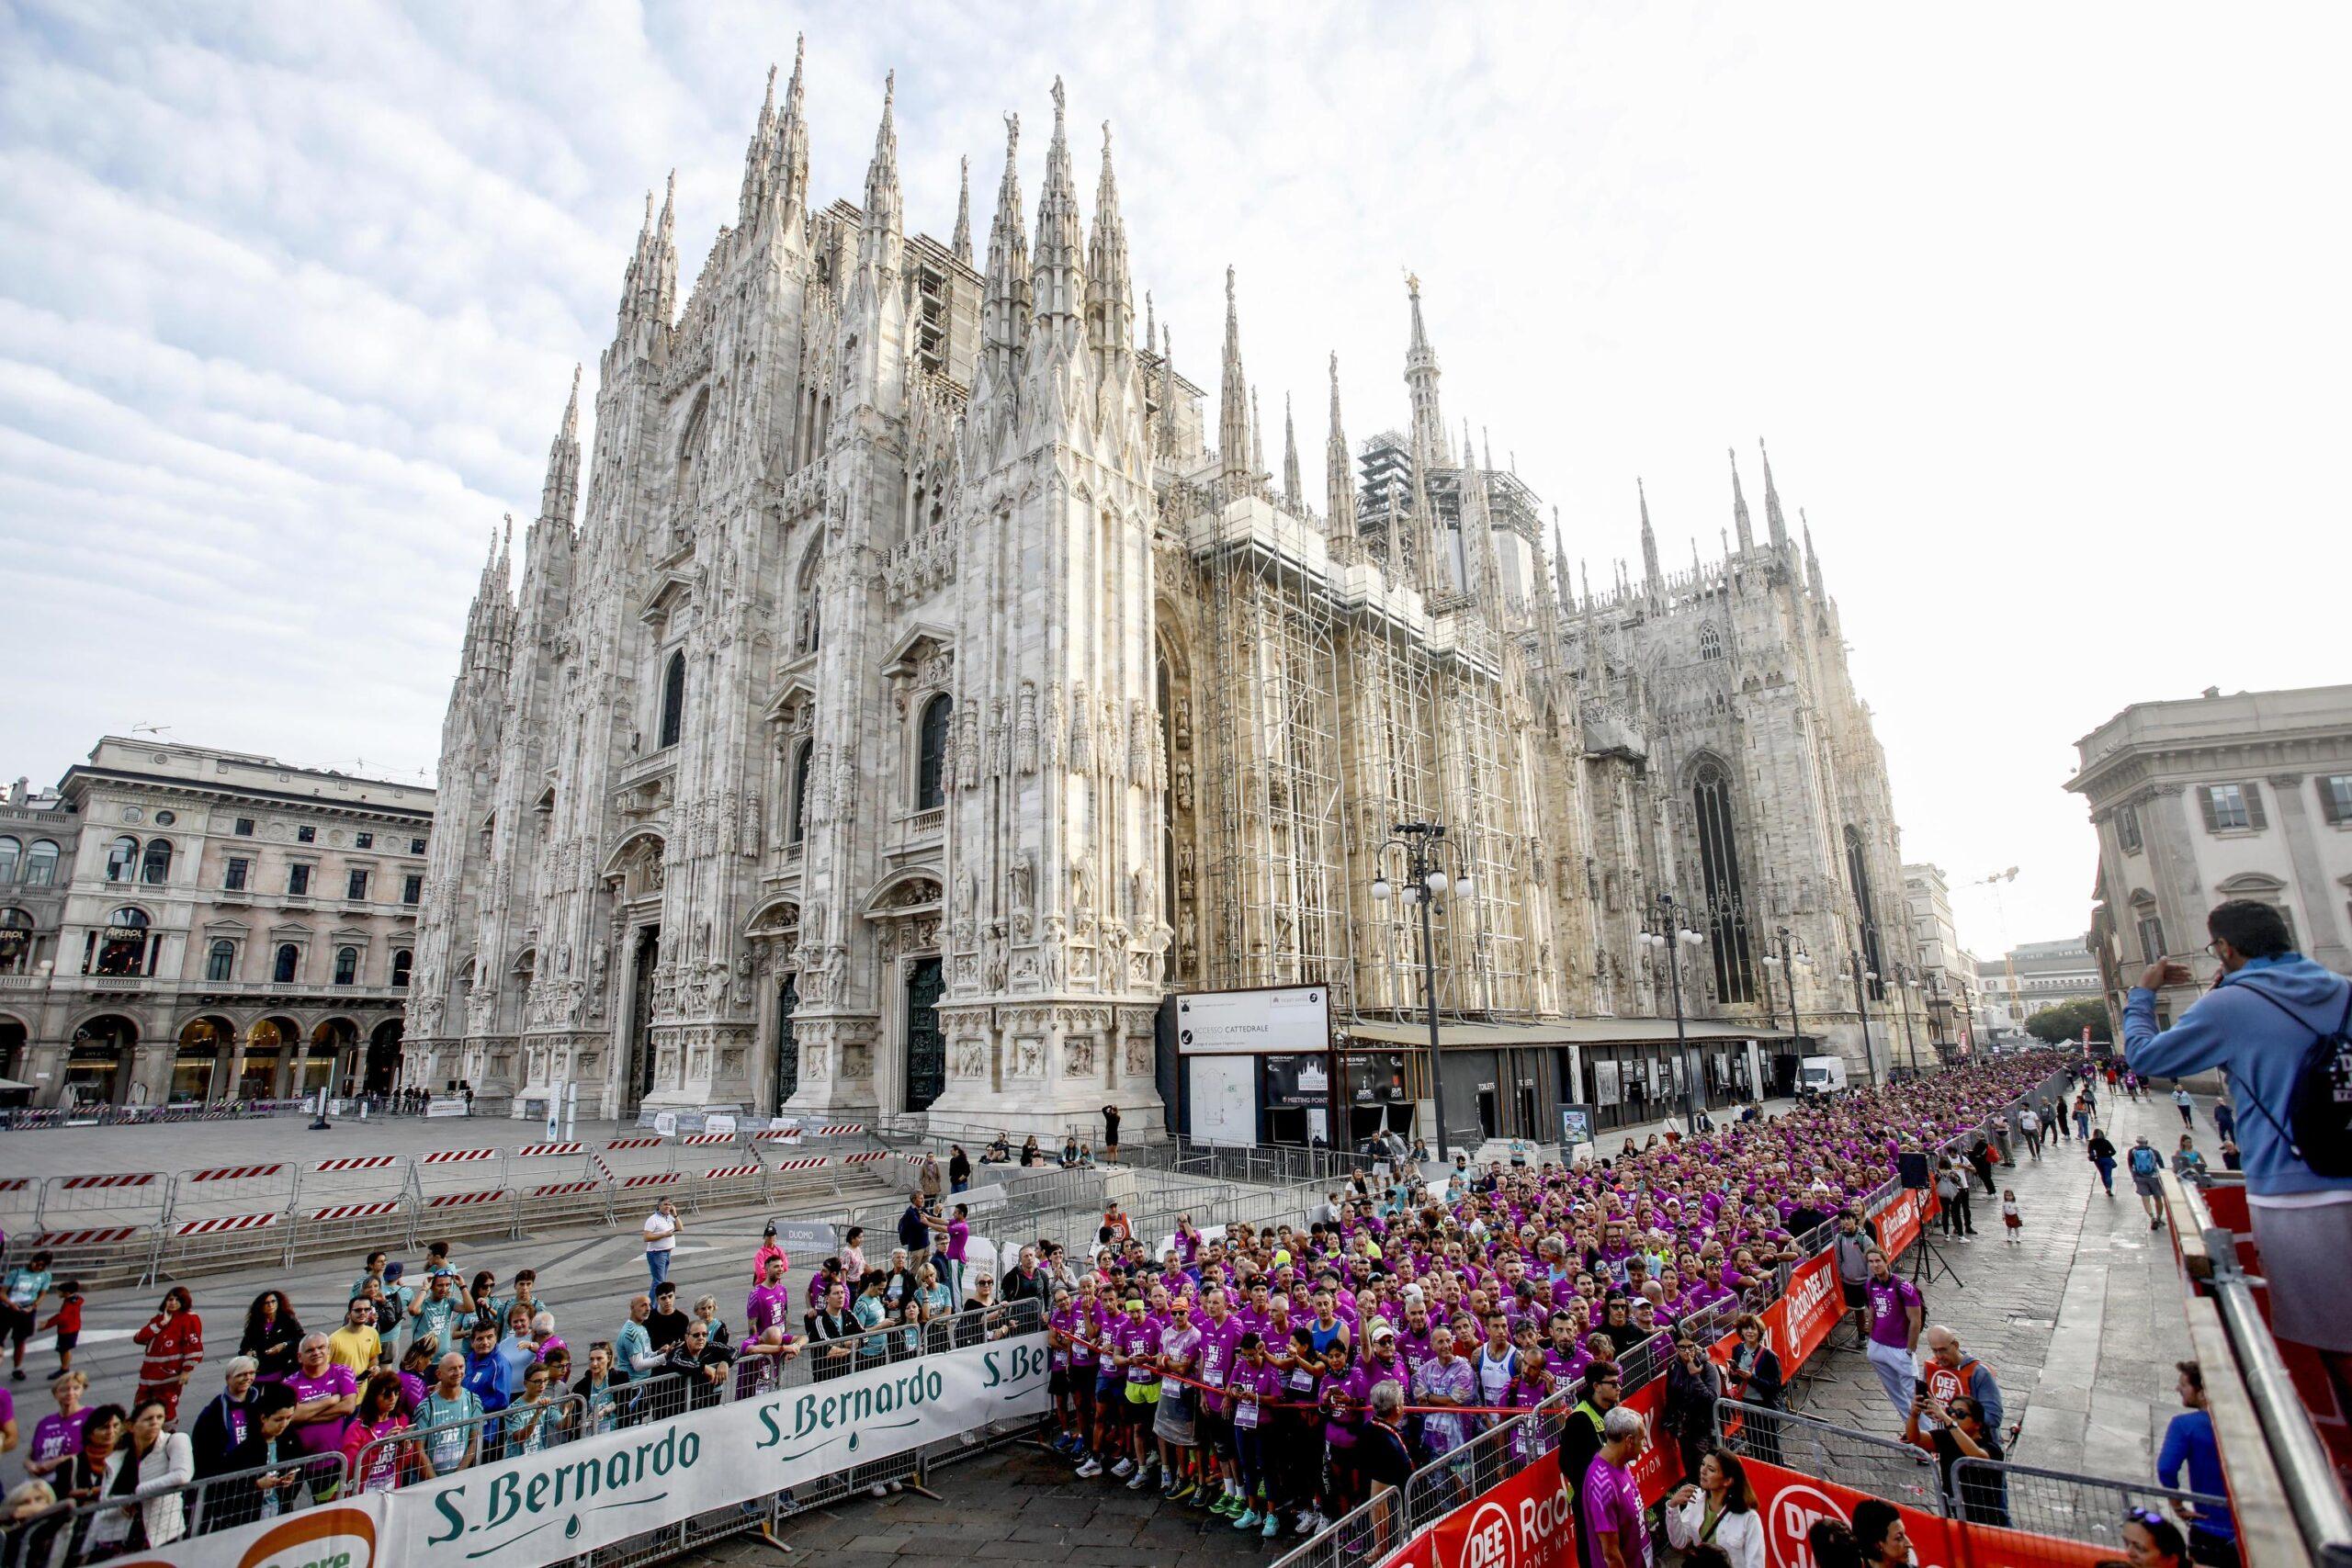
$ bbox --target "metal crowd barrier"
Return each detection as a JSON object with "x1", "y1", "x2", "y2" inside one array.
[
  {"x1": 0, "y1": 1098, "x2": 309, "y2": 1132},
  {"x1": 0, "y1": 1299, "x2": 1047, "y2": 1568},
  {"x1": 0, "y1": 1125, "x2": 899, "y2": 1288}
]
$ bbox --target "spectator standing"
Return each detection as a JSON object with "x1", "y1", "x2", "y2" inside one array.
[
  {"x1": 1, "y1": 1252, "x2": 51, "y2": 1384},
  {"x1": 1102, "y1": 1103, "x2": 1122, "y2": 1163},
  {"x1": 188, "y1": 1359, "x2": 259, "y2": 1477},
  {"x1": 2174, "y1": 1086, "x2": 2196, "y2": 1129},
  {"x1": 326, "y1": 1298, "x2": 383, "y2": 1378},
  {"x1": 415, "y1": 1352, "x2": 483, "y2": 1475},
  {"x1": 2019, "y1": 1106, "x2": 2044, "y2": 1159},
  {"x1": 1665, "y1": 1449, "x2": 1766, "y2": 1568},
  {"x1": 239, "y1": 1291, "x2": 304, "y2": 1383},
  {"x1": 641, "y1": 1198, "x2": 682, "y2": 1290},
  {"x1": 1577, "y1": 1405, "x2": 1650, "y2": 1568},
  {"x1": 95, "y1": 1399, "x2": 194, "y2": 1552},
  {"x1": 2158, "y1": 1361, "x2": 2237, "y2": 1566},
  {"x1": 948, "y1": 1144, "x2": 971, "y2": 1194},
  {"x1": 1860, "y1": 1247, "x2": 1924, "y2": 1426},
  {"x1": 23, "y1": 1371, "x2": 87, "y2": 1486},
  {"x1": 1833, "y1": 1213, "x2": 1874, "y2": 1345},
  {"x1": 1921, "y1": 1326, "x2": 2003, "y2": 1435},
  {"x1": 2212, "y1": 1097, "x2": 2235, "y2": 1144},
  {"x1": 130, "y1": 1288, "x2": 204, "y2": 1423},
  {"x1": 37, "y1": 1280, "x2": 81, "y2": 1380},
  {"x1": 2127, "y1": 899, "x2": 2352, "y2": 1393}
]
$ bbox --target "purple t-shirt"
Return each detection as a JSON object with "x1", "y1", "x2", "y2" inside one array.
[
  {"x1": 944, "y1": 1220, "x2": 969, "y2": 1263},
  {"x1": 1580, "y1": 1454, "x2": 1651, "y2": 1568},
  {"x1": 1865, "y1": 1278, "x2": 1921, "y2": 1350},
  {"x1": 31, "y1": 1407, "x2": 90, "y2": 1471},
  {"x1": 286, "y1": 1366, "x2": 359, "y2": 1454}
]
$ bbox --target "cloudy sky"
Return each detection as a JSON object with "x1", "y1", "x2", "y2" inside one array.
[{"x1": 2, "y1": 2, "x2": 2346, "y2": 951}]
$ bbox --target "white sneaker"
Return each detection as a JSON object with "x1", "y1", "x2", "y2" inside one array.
[
  {"x1": 1128, "y1": 1467, "x2": 1152, "y2": 1491},
  {"x1": 1112, "y1": 1458, "x2": 1135, "y2": 1478},
  {"x1": 1076, "y1": 1458, "x2": 1102, "y2": 1478}
]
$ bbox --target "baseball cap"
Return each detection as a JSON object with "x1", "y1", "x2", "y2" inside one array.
[{"x1": 1369, "y1": 1320, "x2": 1396, "y2": 1342}]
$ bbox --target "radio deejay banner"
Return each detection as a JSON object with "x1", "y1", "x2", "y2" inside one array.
[
  {"x1": 1381, "y1": 1450, "x2": 1579, "y2": 1568},
  {"x1": 124, "y1": 1335, "x2": 1051, "y2": 1568}
]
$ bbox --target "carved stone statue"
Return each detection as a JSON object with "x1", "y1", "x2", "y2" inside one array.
[
  {"x1": 1068, "y1": 682, "x2": 1091, "y2": 771},
  {"x1": 1015, "y1": 681, "x2": 1038, "y2": 775}
]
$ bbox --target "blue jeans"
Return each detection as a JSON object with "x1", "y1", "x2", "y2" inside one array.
[{"x1": 647, "y1": 1248, "x2": 672, "y2": 1289}]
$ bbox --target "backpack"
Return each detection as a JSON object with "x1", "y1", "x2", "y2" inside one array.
[
  {"x1": 2231, "y1": 984, "x2": 2352, "y2": 1179},
  {"x1": 2128, "y1": 1145, "x2": 2161, "y2": 1178}
]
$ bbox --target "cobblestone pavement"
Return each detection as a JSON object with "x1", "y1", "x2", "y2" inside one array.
[
  {"x1": 1789, "y1": 1080, "x2": 2215, "y2": 1483},
  {"x1": 684, "y1": 1442, "x2": 1270, "y2": 1568}
]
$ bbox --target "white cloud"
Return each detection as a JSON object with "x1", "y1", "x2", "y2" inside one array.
[{"x1": 1, "y1": 1, "x2": 2346, "y2": 945}]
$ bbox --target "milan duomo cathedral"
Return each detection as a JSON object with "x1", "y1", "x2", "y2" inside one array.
[{"x1": 402, "y1": 44, "x2": 1919, "y2": 1136}]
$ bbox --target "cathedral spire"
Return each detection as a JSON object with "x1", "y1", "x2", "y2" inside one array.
[
  {"x1": 1157, "y1": 324, "x2": 1177, "y2": 458},
  {"x1": 538, "y1": 365, "x2": 583, "y2": 527},
  {"x1": 1282, "y1": 393, "x2": 1301, "y2": 512},
  {"x1": 773, "y1": 34, "x2": 809, "y2": 217},
  {"x1": 648, "y1": 171, "x2": 678, "y2": 325},
  {"x1": 1250, "y1": 388, "x2": 1264, "y2": 480},
  {"x1": 1579, "y1": 560, "x2": 1602, "y2": 687},
  {"x1": 1760, "y1": 436, "x2": 1789, "y2": 553},
  {"x1": 951, "y1": 155, "x2": 972, "y2": 265},
  {"x1": 1085, "y1": 118, "x2": 1133, "y2": 373},
  {"x1": 1552, "y1": 508, "x2": 1574, "y2": 617},
  {"x1": 857, "y1": 73, "x2": 902, "y2": 276},
  {"x1": 1326, "y1": 352, "x2": 1357, "y2": 542},
  {"x1": 1639, "y1": 478, "x2": 1662, "y2": 600},
  {"x1": 1803, "y1": 509, "x2": 1824, "y2": 597},
  {"x1": 1403, "y1": 270, "x2": 1445, "y2": 482},
  {"x1": 740, "y1": 62, "x2": 778, "y2": 222},
  {"x1": 1028, "y1": 77, "x2": 1086, "y2": 352},
  {"x1": 1218, "y1": 267, "x2": 1249, "y2": 491},
  {"x1": 978, "y1": 113, "x2": 1028, "y2": 393},
  {"x1": 1729, "y1": 446, "x2": 1754, "y2": 553}
]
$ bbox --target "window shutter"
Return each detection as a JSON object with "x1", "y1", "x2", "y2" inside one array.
[
  {"x1": 2318, "y1": 777, "x2": 2347, "y2": 826},
  {"x1": 2243, "y1": 782, "x2": 2267, "y2": 830},
  {"x1": 2197, "y1": 786, "x2": 2221, "y2": 832}
]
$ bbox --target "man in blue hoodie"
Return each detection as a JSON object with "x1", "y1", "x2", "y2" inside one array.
[{"x1": 2127, "y1": 898, "x2": 2352, "y2": 1393}]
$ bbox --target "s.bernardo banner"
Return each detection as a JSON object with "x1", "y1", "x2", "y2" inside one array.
[{"x1": 129, "y1": 1335, "x2": 1051, "y2": 1568}]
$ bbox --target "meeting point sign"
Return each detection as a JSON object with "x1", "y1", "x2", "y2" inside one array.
[{"x1": 130, "y1": 1337, "x2": 1051, "y2": 1568}]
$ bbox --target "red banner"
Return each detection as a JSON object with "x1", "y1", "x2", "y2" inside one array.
[
  {"x1": 1874, "y1": 1188, "x2": 1933, "y2": 1259},
  {"x1": 1777, "y1": 1249, "x2": 1846, "y2": 1368},
  {"x1": 1743, "y1": 1457, "x2": 2115, "y2": 1568},
  {"x1": 1382, "y1": 1451, "x2": 1580, "y2": 1568}
]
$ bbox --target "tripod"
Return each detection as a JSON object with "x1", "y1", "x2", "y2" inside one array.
[{"x1": 1909, "y1": 1219, "x2": 1963, "y2": 1290}]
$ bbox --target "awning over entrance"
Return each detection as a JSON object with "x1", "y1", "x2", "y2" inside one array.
[{"x1": 1334, "y1": 1017, "x2": 1798, "y2": 1048}]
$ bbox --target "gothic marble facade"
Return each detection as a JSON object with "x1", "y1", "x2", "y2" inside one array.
[{"x1": 403, "y1": 47, "x2": 1917, "y2": 1127}]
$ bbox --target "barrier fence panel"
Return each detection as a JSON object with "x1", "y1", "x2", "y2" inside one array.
[
  {"x1": 1950, "y1": 1455, "x2": 2229, "y2": 1552},
  {"x1": 289, "y1": 1154, "x2": 413, "y2": 1260},
  {"x1": 511, "y1": 1142, "x2": 613, "y2": 1231},
  {"x1": 157, "y1": 1163, "x2": 295, "y2": 1270},
  {"x1": 1714, "y1": 1399, "x2": 1946, "y2": 1517},
  {"x1": 410, "y1": 1147, "x2": 513, "y2": 1239}
]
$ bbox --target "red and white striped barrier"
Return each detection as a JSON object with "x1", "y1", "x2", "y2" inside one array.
[
  {"x1": 814, "y1": 1124, "x2": 865, "y2": 1137},
  {"x1": 311, "y1": 1156, "x2": 401, "y2": 1173},
  {"x1": 58, "y1": 1173, "x2": 159, "y2": 1190},
  {"x1": 310, "y1": 1201, "x2": 401, "y2": 1222},
  {"x1": 419, "y1": 1148, "x2": 500, "y2": 1165},
  {"x1": 424, "y1": 1189, "x2": 507, "y2": 1210},
  {"x1": 752, "y1": 1129, "x2": 804, "y2": 1143},
  {"x1": 528, "y1": 1180, "x2": 602, "y2": 1198},
  {"x1": 605, "y1": 1137, "x2": 665, "y2": 1152},
  {"x1": 768, "y1": 1156, "x2": 830, "y2": 1173},
  {"x1": 841, "y1": 1151, "x2": 889, "y2": 1167},
  {"x1": 703, "y1": 1164, "x2": 763, "y2": 1180},
  {"x1": 514, "y1": 1142, "x2": 584, "y2": 1158},
  {"x1": 616, "y1": 1172, "x2": 680, "y2": 1189},
  {"x1": 173, "y1": 1213, "x2": 278, "y2": 1237},
  {"x1": 184, "y1": 1164, "x2": 287, "y2": 1182},
  {"x1": 27, "y1": 1226, "x2": 144, "y2": 1247},
  {"x1": 679, "y1": 1132, "x2": 737, "y2": 1146}
]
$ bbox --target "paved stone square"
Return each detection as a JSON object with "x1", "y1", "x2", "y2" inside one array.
[{"x1": 1791, "y1": 1082, "x2": 2208, "y2": 1483}]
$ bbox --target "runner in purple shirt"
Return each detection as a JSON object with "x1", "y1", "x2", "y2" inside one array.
[
  {"x1": 1580, "y1": 1409, "x2": 1652, "y2": 1568},
  {"x1": 1861, "y1": 1246, "x2": 1924, "y2": 1425}
]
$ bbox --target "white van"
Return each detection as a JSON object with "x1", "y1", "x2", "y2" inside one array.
[{"x1": 1797, "y1": 1055, "x2": 1850, "y2": 1095}]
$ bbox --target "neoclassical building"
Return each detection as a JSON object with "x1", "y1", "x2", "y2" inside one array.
[
  {"x1": 1, "y1": 738, "x2": 430, "y2": 1107},
  {"x1": 406, "y1": 49, "x2": 1918, "y2": 1134}
]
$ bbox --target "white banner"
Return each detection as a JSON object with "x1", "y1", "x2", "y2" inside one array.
[{"x1": 135, "y1": 1335, "x2": 1050, "y2": 1568}]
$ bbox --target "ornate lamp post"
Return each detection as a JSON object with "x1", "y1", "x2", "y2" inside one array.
[
  {"x1": 1897, "y1": 970, "x2": 1923, "y2": 1077},
  {"x1": 1850, "y1": 949, "x2": 1879, "y2": 1085},
  {"x1": 1639, "y1": 893, "x2": 1708, "y2": 1131},
  {"x1": 1370, "y1": 823, "x2": 1473, "y2": 1161},
  {"x1": 1761, "y1": 926, "x2": 1811, "y2": 1057}
]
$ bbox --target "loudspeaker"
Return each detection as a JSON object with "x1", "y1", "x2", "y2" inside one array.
[{"x1": 1897, "y1": 1150, "x2": 1931, "y2": 1190}]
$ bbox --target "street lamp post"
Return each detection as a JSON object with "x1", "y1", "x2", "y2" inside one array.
[
  {"x1": 1762, "y1": 926, "x2": 1810, "y2": 1053},
  {"x1": 1371, "y1": 823, "x2": 1473, "y2": 1162},
  {"x1": 1896, "y1": 971, "x2": 1922, "y2": 1077},
  {"x1": 1851, "y1": 950, "x2": 1879, "y2": 1085},
  {"x1": 1641, "y1": 893, "x2": 1708, "y2": 1132}
]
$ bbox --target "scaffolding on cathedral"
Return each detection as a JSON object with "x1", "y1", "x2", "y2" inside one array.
[{"x1": 1195, "y1": 479, "x2": 1354, "y2": 1018}]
